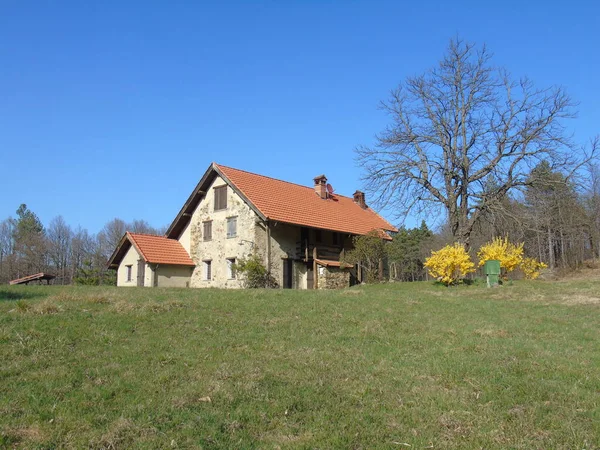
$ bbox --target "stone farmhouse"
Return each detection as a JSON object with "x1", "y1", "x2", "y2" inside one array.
[{"x1": 108, "y1": 163, "x2": 397, "y2": 289}]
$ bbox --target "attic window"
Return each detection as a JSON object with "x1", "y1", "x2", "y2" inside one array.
[{"x1": 214, "y1": 185, "x2": 227, "y2": 211}]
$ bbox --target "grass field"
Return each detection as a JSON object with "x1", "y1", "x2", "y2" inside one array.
[{"x1": 1, "y1": 280, "x2": 599, "y2": 449}]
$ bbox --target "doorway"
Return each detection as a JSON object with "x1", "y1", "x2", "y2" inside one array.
[
  {"x1": 283, "y1": 259, "x2": 293, "y2": 289},
  {"x1": 137, "y1": 260, "x2": 145, "y2": 287}
]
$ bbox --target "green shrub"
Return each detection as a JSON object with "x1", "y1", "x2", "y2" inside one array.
[{"x1": 233, "y1": 254, "x2": 278, "y2": 288}]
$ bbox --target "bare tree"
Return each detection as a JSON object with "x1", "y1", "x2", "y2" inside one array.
[
  {"x1": 97, "y1": 218, "x2": 127, "y2": 258},
  {"x1": 47, "y1": 216, "x2": 73, "y2": 284},
  {"x1": 357, "y1": 38, "x2": 592, "y2": 248},
  {"x1": 129, "y1": 219, "x2": 161, "y2": 235},
  {"x1": 585, "y1": 145, "x2": 600, "y2": 259}
]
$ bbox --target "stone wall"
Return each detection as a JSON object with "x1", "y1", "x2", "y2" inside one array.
[
  {"x1": 188, "y1": 174, "x2": 259, "y2": 288},
  {"x1": 317, "y1": 266, "x2": 350, "y2": 289},
  {"x1": 267, "y1": 223, "x2": 300, "y2": 288}
]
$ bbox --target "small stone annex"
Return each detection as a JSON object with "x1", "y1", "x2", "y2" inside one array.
[{"x1": 107, "y1": 163, "x2": 397, "y2": 289}]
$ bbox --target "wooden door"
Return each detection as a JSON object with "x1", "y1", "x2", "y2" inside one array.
[
  {"x1": 306, "y1": 265, "x2": 314, "y2": 289},
  {"x1": 283, "y1": 259, "x2": 293, "y2": 289},
  {"x1": 137, "y1": 260, "x2": 145, "y2": 287}
]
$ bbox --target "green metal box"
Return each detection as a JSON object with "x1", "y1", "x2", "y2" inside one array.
[{"x1": 484, "y1": 260, "x2": 501, "y2": 287}]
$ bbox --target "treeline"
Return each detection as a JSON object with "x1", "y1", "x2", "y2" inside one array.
[
  {"x1": 386, "y1": 161, "x2": 600, "y2": 281},
  {"x1": 0, "y1": 204, "x2": 166, "y2": 285}
]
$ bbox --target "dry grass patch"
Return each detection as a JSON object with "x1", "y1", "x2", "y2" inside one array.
[
  {"x1": 341, "y1": 289, "x2": 363, "y2": 296},
  {"x1": 90, "y1": 418, "x2": 150, "y2": 450},
  {"x1": 474, "y1": 327, "x2": 510, "y2": 338},
  {"x1": 1, "y1": 424, "x2": 45, "y2": 447},
  {"x1": 560, "y1": 294, "x2": 600, "y2": 305}
]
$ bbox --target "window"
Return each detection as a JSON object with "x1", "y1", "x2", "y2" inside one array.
[
  {"x1": 227, "y1": 217, "x2": 237, "y2": 238},
  {"x1": 204, "y1": 260, "x2": 212, "y2": 280},
  {"x1": 126, "y1": 265, "x2": 132, "y2": 282},
  {"x1": 332, "y1": 232, "x2": 339, "y2": 246},
  {"x1": 214, "y1": 185, "x2": 227, "y2": 210},
  {"x1": 226, "y1": 258, "x2": 236, "y2": 279},
  {"x1": 203, "y1": 221, "x2": 212, "y2": 241},
  {"x1": 315, "y1": 229, "x2": 322, "y2": 243}
]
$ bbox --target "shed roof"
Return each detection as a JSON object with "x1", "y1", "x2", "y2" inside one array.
[
  {"x1": 107, "y1": 232, "x2": 194, "y2": 269},
  {"x1": 315, "y1": 259, "x2": 353, "y2": 269},
  {"x1": 9, "y1": 273, "x2": 56, "y2": 285}
]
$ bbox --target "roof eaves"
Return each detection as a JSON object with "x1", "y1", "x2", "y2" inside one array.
[
  {"x1": 165, "y1": 163, "x2": 217, "y2": 239},
  {"x1": 106, "y1": 233, "x2": 135, "y2": 269}
]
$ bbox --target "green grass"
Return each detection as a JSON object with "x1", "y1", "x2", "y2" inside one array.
[{"x1": 1, "y1": 281, "x2": 599, "y2": 449}]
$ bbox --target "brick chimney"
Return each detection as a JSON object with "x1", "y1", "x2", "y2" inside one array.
[
  {"x1": 314, "y1": 175, "x2": 327, "y2": 199},
  {"x1": 353, "y1": 190, "x2": 366, "y2": 208}
]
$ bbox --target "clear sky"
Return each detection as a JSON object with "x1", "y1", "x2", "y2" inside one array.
[{"x1": 1, "y1": 0, "x2": 598, "y2": 233}]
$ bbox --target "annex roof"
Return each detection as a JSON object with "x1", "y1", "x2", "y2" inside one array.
[
  {"x1": 107, "y1": 232, "x2": 194, "y2": 269},
  {"x1": 167, "y1": 163, "x2": 397, "y2": 239},
  {"x1": 315, "y1": 259, "x2": 353, "y2": 269}
]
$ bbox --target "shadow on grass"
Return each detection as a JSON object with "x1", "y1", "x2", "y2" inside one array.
[{"x1": 0, "y1": 288, "x2": 45, "y2": 301}]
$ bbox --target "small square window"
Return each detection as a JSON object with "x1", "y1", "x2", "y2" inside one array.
[
  {"x1": 214, "y1": 186, "x2": 227, "y2": 211},
  {"x1": 204, "y1": 260, "x2": 212, "y2": 280},
  {"x1": 227, "y1": 258, "x2": 236, "y2": 279},
  {"x1": 126, "y1": 265, "x2": 132, "y2": 282},
  {"x1": 203, "y1": 221, "x2": 212, "y2": 241},
  {"x1": 227, "y1": 217, "x2": 237, "y2": 238}
]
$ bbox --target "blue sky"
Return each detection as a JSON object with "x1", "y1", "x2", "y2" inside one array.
[{"x1": 1, "y1": 1, "x2": 598, "y2": 233}]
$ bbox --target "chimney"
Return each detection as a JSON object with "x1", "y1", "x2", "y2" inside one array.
[
  {"x1": 353, "y1": 190, "x2": 366, "y2": 208},
  {"x1": 314, "y1": 175, "x2": 327, "y2": 199}
]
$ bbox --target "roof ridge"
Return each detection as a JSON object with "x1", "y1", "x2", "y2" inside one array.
[
  {"x1": 215, "y1": 163, "x2": 356, "y2": 201},
  {"x1": 127, "y1": 232, "x2": 170, "y2": 238}
]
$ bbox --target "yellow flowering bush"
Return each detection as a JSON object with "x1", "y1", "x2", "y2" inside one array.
[
  {"x1": 520, "y1": 257, "x2": 548, "y2": 280},
  {"x1": 477, "y1": 237, "x2": 524, "y2": 273},
  {"x1": 424, "y1": 243, "x2": 475, "y2": 286}
]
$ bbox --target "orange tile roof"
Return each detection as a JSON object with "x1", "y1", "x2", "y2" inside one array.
[
  {"x1": 216, "y1": 164, "x2": 397, "y2": 236},
  {"x1": 128, "y1": 232, "x2": 194, "y2": 266}
]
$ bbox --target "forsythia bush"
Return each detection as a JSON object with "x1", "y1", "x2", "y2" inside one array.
[
  {"x1": 520, "y1": 257, "x2": 548, "y2": 280},
  {"x1": 477, "y1": 237, "x2": 524, "y2": 273},
  {"x1": 424, "y1": 243, "x2": 475, "y2": 286}
]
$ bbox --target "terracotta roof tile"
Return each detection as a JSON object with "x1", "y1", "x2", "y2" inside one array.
[
  {"x1": 128, "y1": 233, "x2": 194, "y2": 266},
  {"x1": 216, "y1": 164, "x2": 397, "y2": 236}
]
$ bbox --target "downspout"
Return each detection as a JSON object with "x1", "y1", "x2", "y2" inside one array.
[{"x1": 265, "y1": 220, "x2": 272, "y2": 275}]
